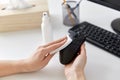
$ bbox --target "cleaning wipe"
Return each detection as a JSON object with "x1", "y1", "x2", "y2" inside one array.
[{"x1": 50, "y1": 35, "x2": 72, "y2": 54}]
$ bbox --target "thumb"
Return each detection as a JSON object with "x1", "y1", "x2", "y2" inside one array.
[{"x1": 80, "y1": 44, "x2": 86, "y2": 57}]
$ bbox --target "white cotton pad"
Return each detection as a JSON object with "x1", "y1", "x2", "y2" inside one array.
[{"x1": 50, "y1": 35, "x2": 72, "y2": 54}]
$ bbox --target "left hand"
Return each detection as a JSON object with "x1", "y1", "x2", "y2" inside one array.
[{"x1": 64, "y1": 44, "x2": 87, "y2": 80}]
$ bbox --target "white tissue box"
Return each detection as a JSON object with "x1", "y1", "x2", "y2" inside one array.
[{"x1": 0, "y1": 0, "x2": 48, "y2": 32}]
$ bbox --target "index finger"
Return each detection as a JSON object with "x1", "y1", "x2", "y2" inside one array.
[
  {"x1": 44, "y1": 39, "x2": 67, "y2": 53},
  {"x1": 42, "y1": 37, "x2": 67, "y2": 48}
]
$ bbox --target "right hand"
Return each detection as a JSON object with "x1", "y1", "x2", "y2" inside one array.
[{"x1": 64, "y1": 44, "x2": 87, "y2": 80}]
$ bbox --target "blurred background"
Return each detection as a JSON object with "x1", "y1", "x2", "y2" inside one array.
[{"x1": 0, "y1": 0, "x2": 36, "y2": 4}]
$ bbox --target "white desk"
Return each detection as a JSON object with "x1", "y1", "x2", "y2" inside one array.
[{"x1": 0, "y1": 0, "x2": 120, "y2": 80}]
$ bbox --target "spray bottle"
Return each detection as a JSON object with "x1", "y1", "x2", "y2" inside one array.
[{"x1": 41, "y1": 12, "x2": 53, "y2": 44}]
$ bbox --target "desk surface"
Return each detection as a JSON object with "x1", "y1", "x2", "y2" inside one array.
[{"x1": 0, "y1": 0, "x2": 120, "y2": 80}]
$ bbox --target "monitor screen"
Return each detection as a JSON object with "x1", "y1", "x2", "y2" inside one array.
[{"x1": 88, "y1": 0, "x2": 120, "y2": 11}]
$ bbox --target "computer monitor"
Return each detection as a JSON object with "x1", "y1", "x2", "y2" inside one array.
[{"x1": 88, "y1": 0, "x2": 120, "y2": 34}]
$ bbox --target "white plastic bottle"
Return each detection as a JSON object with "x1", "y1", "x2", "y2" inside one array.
[{"x1": 41, "y1": 12, "x2": 53, "y2": 44}]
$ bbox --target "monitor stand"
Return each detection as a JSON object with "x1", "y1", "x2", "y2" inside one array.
[{"x1": 111, "y1": 18, "x2": 120, "y2": 35}]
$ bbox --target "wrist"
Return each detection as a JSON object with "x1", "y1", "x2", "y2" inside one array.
[
  {"x1": 66, "y1": 70, "x2": 85, "y2": 80},
  {"x1": 15, "y1": 60, "x2": 32, "y2": 73},
  {"x1": 75, "y1": 71, "x2": 85, "y2": 80}
]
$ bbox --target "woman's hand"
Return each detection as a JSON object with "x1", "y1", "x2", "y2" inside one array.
[
  {"x1": 64, "y1": 44, "x2": 87, "y2": 80},
  {"x1": 0, "y1": 37, "x2": 67, "y2": 77},
  {"x1": 23, "y1": 37, "x2": 67, "y2": 72}
]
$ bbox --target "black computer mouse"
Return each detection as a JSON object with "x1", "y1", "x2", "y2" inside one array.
[
  {"x1": 111, "y1": 18, "x2": 120, "y2": 35},
  {"x1": 59, "y1": 33, "x2": 86, "y2": 65}
]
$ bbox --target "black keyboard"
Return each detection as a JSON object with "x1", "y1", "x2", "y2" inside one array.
[{"x1": 69, "y1": 22, "x2": 120, "y2": 57}]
